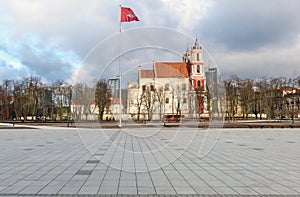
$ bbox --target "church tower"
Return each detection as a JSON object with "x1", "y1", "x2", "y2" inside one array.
[
  {"x1": 184, "y1": 38, "x2": 207, "y2": 114},
  {"x1": 189, "y1": 38, "x2": 206, "y2": 91},
  {"x1": 183, "y1": 47, "x2": 191, "y2": 63}
]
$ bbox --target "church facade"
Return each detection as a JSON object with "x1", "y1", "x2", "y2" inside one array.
[{"x1": 127, "y1": 38, "x2": 208, "y2": 121}]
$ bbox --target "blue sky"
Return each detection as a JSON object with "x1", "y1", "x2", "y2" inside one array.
[{"x1": 1, "y1": 0, "x2": 300, "y2": 83}]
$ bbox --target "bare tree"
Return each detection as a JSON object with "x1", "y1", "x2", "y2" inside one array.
[
  {"x1": 12, "y1": 81, "x2": 24, "y2": 120},
  {"x1": 72, "y1": 83, "x2": 84, "y2": 120},
  {"x1": 134, "y1": 89, "x2": 144, "y2": 121},
  {"x1": 72, "y1": 83, "x2": 94, "y2": 120},
  {"x1": 51, "y1": 80, "x2": 72, "y2": 120},
  {"x1": 170, "y1": 84, "x2": 188, "y2": 116},
  {"x1": 140, "y1": 85, "x2": 156, "y2": 120},
  {"x1": 224, "y1": 76, "x2": 240, "y2": 121},
  {"x1": 239, "y1": 79, "x2": 254, "y2": 119},
  {"x1": 95, "y1": 80, "x2": 111, "y2": 120},
  {"x1": 154, "y1": 86, "x2": 165, "y2": 121},
  {"x1": 0, "y1": 80, "x2": 13, "y2": 120}
]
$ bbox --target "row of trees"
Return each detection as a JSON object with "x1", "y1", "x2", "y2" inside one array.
[
  {"x1": 0, "y1": 76, "x2": 111, "y2": 121},
  {"x1": 1, "y1": 75, "x2": 300, "y2": 121},
  {"x1": 0, "y1": 77, "x2": 71, "y2": 120},
  {"x1": 224, "y1": 76, "x2": 300, "y2": 120}
]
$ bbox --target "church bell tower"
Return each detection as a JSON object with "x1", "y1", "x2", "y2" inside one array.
[
  {"x1": 183, "y1": 38, "x2": 207, "y2": 114},
  {"x1": 189, "y1": 38, "x2": 206, "y2": 91}
]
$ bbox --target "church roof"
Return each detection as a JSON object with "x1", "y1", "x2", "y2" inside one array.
[
  {"x1": 140, "y1": 70, "x2": 154, "y2": 78},
  {"x1": 139, "y1": 62, "x2": 189, "y2": 79},
  {"x1": 155, "y1": 62, "x2": 189, "y2": 78}
]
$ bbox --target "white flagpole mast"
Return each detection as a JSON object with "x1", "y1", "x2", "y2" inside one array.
[{"x1": 119, "y1": 5, "x2": 122, "y2": 127}]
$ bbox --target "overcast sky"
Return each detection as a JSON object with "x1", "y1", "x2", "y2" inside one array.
[{"x1": 1, "y1": 0, "x2": 300, "y2": 83}]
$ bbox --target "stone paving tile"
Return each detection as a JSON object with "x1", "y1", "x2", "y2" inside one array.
[
  {"x1": 98, "y1": 186, "x2": 118, "y2": 194},
  {"x1": 173, "y1": 186, "x2": 196, "y2": 194},
  {"x1": 0, "y1": 185, "x2": 26, "y2": 194},
  {"x1": 137, "y1": 179, "x2": 153, "y2": 187},
  {"x1": 0, "y1": 127, "x2": 300, "y2": 195},
  {"x1": 38, "y1": 185, "x2": 62, "y2": 194},
  {"x1": 231, "y1": 186, "x2": 259, "y2": 195},
  {"x1": 119, "y1": 180, "x2": 137, "y2": 187},
  {"x1": 18, "y1": 186, "x2": 42, "y2": 194},
  {"x1": 203, "y1": 180, "x2": 227, "y2": 187},
  {"x1": 58, "y1": 186, "x2": 81, "y2": 194},
  {"x1": 155, "y1": 186, "x2": 177, "y2": 194},
  {"x1": 120, "y1": 172, "x2": 136, "y2": 180},
  {"x1": 101, "y1": 180, "x2": 119, "y2": 188},
  {"x1": 77, "y1": 185, "x2": 100, "y2": 194},
  {"x1": 293, "y1": 187, "x2": 300, "y2": 193},
  {"x1": 212, "y1": 186, "x2": 238, "y2": 195},
  {"x1": 271, "y1": 186, "x2": 300, "y2": 195},
  {"x1": 169, "y1": 180, "x2": 190, "y2": 187},
  {"x1": 0, "y1": 186, "x2": 6, "y2": 192},
  {"x1": 137, "y1": 186, "x2": 155, "y2": 194},
  {"x1": 118, "y1": 186, "x2": 138, "y2": 194},
  {"x1": 251, "y1": 186, "x2": 280, "y2": 195}
]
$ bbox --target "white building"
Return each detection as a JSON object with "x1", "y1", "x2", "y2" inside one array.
[{"x1": 127, "y1": 38, "x2": 208, "y2": 121}]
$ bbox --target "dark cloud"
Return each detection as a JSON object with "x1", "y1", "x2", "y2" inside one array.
[
  {"x1": 199, "y1": 0, "x2": 300, "y2": 51},
  {"x1": 0, "y1": 33, "x2": 80, "y2": 82}
]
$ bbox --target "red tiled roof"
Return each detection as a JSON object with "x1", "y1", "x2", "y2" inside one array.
[
  {"x1": 155, "y1": 62, "x2": 189, "y2": 78},
  {"x1": 279, "y1": 86, "x2": 296, "y2": 91},
  {"x1": 140, "y1": 70, "x2": 154, "y2": 78}
]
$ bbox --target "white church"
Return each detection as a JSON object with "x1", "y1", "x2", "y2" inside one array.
[{"x1": 127, "y1": 38, "x2": 208, "y2": 121}]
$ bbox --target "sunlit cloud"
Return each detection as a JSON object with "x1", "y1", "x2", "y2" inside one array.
[{"x1": 161, "y1": 0, "x2": 214, "y2": 30}]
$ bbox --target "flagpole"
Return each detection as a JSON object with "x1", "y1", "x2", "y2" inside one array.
[
  {"x1": 118, "y1": 5, "x2": 139, "y2": 127},
  {"x1": 119, "y1": 4, "x2": 122, "y2": 127}
]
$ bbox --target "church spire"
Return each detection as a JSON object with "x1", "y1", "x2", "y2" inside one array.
[
  {"x1": 182, "y1": 46, "x2": 191, "y2": 63},
  {"x1": 193, "y1": 38, "x2": 201, "y2": 49},
  {"x1": 195, "y1": 38, "x2": 199, "y2": 46}
]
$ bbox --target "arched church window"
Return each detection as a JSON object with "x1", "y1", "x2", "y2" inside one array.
[
  {"x1": 166, "y1": 98, "x2": 169, "y2": 103},
  {"x1": 197, "y1": 53, "x2": 200, "y2": 61},
  {"x1": 197, "y1": 65, "x2": 200, "y2": 73},
  {"x1": 197, "y1": 80, "x2": 201, "y2": 87},
  {"x1": 165, "y1": 83, "x2": 169, "y2": 91},
  {"x1": 182, "y1": 83, "x2": 186, "y2": 91},
  {"x1": 150, "y1": 85, "x2": 155, "y2": 91}
]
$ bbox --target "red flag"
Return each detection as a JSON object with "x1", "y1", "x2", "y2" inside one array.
[{"x1": 120, "y1": 7, "x2": 139, "y2": 22}]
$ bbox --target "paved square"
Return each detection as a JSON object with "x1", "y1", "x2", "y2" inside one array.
[{"x1": 0, "y1": 124, "x2": 300, "y2": 196}]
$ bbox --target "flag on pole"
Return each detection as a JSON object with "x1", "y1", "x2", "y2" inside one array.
[{"x1": 120, "y1": 7, "x2": 139, "y2": 22}]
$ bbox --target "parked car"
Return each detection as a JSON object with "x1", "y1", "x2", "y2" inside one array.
[{"x1": 163, "y1": 115, "x2": 184, "y2": 126}]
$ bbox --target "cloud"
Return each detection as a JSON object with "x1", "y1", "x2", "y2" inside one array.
[
  {"x1": 190, "y1": 0, "x2": 300, "y2": 79},
  {"x1": 0, "y1": 0, "x2": 117, "y2": 82},
  {"x1": 0, "y1": 32, "x2": 81, "y2": 82},
  {"x1": 0, "y1": 0, "x2": 300, "y2": 83},
  {"x1": 214, "y1": 35, "x2": 300, "y2": 78},
  {"x1": 76, "y1": 27, "x2": 194, "y2": 85},
  {"x1": 1, "y1": 0, "x2": 119, "y2": 54},
  {"x1": 161, "y1": 0, "x2": 214, "y2": 31},
  {"x1": 198, "y1": 0, "x2": 300, "y2": 51}
]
